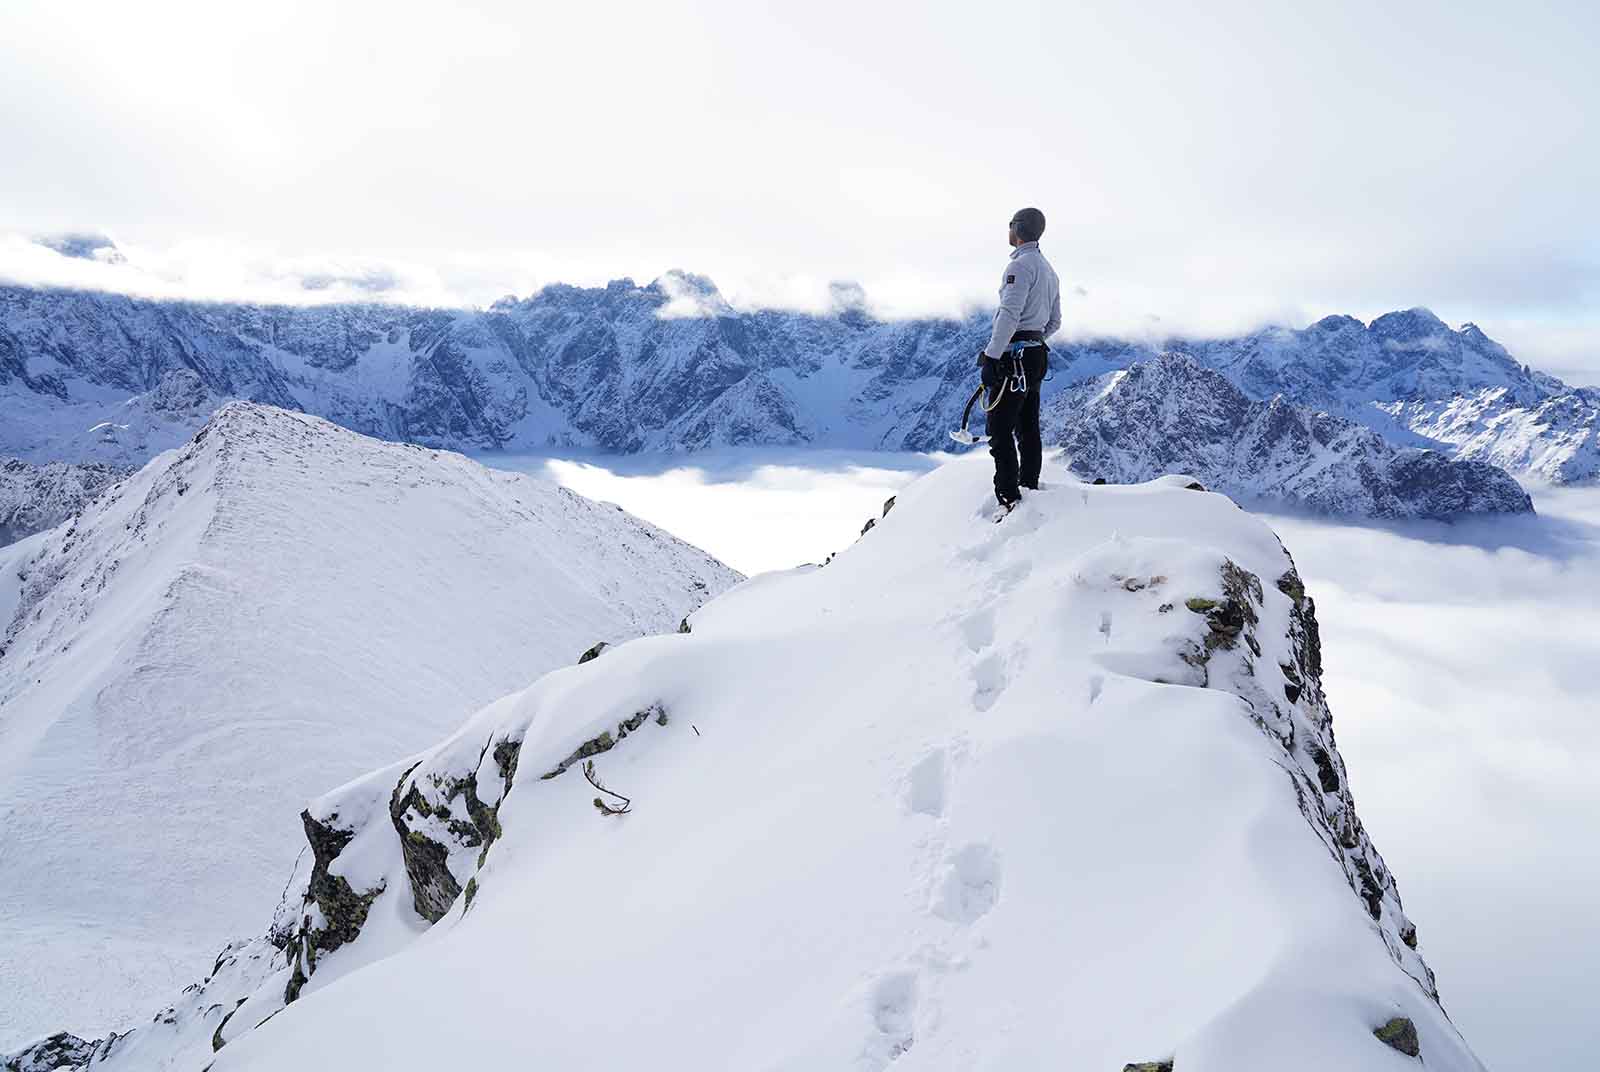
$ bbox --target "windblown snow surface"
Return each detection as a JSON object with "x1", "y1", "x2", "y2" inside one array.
[
  {"x1": 31, "y1": 457, "x2": 1484, "y2": 1071},
  {"x1": 0, "y1": 404, "x2": 738, "y2": 1049}
]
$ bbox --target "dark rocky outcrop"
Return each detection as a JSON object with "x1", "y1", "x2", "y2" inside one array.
[
  {"x1": 1169, "y1": 556, "x2": 1435, "y2": 1001},
  {"x1": 284, "y1": 810, "x2": 385, "y2": 1002},
  {"x1": 540, "y1": 705, "x2": 666, "y2": 780},
  {"x1": 2, "y1": 1031, "x2": 106, "y2": 1072},
  {"x1": 1375, "y1": 1016, "x2": 1421, "y2": 1057}
]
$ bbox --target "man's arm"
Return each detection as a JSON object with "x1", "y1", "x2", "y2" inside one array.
[
  {"x1": 983, "y1": 260, "x2": 1033, "y2": 358},
  {"x1": 1044, "y1": 276, "x2": 1061, "y2": 338}
]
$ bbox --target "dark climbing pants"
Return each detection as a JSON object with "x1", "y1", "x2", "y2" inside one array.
[{"x1": 983, "y1": 346, "x2": 1048, "y2": 505}]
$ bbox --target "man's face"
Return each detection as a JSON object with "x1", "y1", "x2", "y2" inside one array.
[{"x1": 1007, "y1": 218, "x2": 1021, "y2": 247}]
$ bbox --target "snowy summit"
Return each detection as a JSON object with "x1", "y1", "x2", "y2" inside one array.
[
  {"x1": 0, "y1": 404, "x2": 739, "y2": 1049},
  {"x1": 8, "y1": 457, "x2": 1485, "y2": 1071}
]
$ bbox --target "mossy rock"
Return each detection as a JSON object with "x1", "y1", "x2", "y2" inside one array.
[
  {"x1": 1276, "y1": 569, "x2": 1306, "y2": 605},
  {"x1": 1373, "y1": 1016, "x2": 1420, "y2": 1057},
  {"x1": 1184, "y1": 597, "x2": 1218, "y2": 613},
  {"x1": 577, "y1": 641, "x2": 609, "y2": 664}
]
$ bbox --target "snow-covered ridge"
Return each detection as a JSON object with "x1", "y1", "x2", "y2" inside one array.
[
  {"x1": 1048, "y1": 353, "x2": 1534, "y2": 519},
  {"x1": 8, "y1": 459, "x2": 1485, "y2": 1070},
  {"x1": 0, "y1": 403, "x2": 739, "y2": 1050},
  {"x1": 2, "y1": 280, "x2": 1593, "y2": 486},
  {"x1": 0, "y1": 457, "x2": 127, "y2": 546}
]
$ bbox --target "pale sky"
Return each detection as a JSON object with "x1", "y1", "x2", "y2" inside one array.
[{"x1": 2, "y1": 0, "x2": 1596, "y2": 379}]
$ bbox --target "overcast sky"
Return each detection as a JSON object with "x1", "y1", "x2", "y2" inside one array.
[{"x1": 2, "y1": 0, "x2": 1596, "y2": 379}]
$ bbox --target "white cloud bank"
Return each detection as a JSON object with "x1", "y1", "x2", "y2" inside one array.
[{"x1": 1, "y1": 0, "x2": 1596, "y2": 375}]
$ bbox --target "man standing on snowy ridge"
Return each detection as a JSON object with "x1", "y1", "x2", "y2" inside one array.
[{"x1": 979, "y1": 206, "x2": 1060, "y2": 512}]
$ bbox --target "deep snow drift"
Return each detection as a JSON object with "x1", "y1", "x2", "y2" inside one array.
[
  {"x1": 0, "y1": 404, "x2": 738, "y2": 1048},
  {"x1": 16, "y1": 457, "x2": 1484, "y2": 1071},
  {"x1": 1049, "y1": 354, "x2": 1533, "y2": 519}
]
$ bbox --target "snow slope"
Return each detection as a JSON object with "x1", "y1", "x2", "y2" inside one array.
[
  {"x1": 0, "y1": 404, "x2": 738, "y2": 1049},
  {"x1": 4, "y1": 278, "x2": 1593, "y2": 487},
  {"x1": 15, "y1": 457, "x2": 1484, "y2": 1070},
  {"x1": 1049, "y1": 354, "x2": 1533, "y2": 519}
]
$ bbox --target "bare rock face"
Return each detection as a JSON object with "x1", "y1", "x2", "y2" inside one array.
[
  {"x1": 1048, "y1": 354, "x2": 1535, "y2": 519},
  {"x1": 1375, "y1": 1016, "x2": 1422, "y2": 1058},
  {"x1": 1170, "y1": 554, "x2": 1437, "y2": 999},
  {"x1": 1, "y1": 1031, "x2": 106, "y2": 1071},
  {"x1": 0, "y1": 457, "x2": 127, "y2": 546}
]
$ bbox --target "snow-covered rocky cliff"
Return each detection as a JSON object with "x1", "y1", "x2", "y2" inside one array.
[
  {"x1": 3, "y1": 280, "x2": 1593, "y2": 488},
  {"x1": 0, "y1": 457, "x2": 127, "y2": 546},
  {"x1": 0, "y1": 404, "x2": 739, "y2": 1050},
  {"x1": 6, "y1": 458, "x2": 1485, "y2": 1071},
  {"x1": 1049, "y1": 354, "x2": 1534, "y2": 519}
]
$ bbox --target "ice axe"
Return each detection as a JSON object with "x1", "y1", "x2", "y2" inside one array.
[{"x1": 949, "y1": 384, "x2": 988, "y2": 446}]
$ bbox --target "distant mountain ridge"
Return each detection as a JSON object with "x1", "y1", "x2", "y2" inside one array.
[
  {"x1": 0, "y1": 458, "x2": 127, "y2": 546},
  {"x1": 2, "y1": 280, "x2": 1594, "y2": 487},
  {"x1": 1047, "y1": 354, "x2": 1534, "y2": 519}
]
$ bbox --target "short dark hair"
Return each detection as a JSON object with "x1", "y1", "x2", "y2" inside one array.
[{"x1": 1010, "y1": 207, "x2": 1046, "y2": 242}]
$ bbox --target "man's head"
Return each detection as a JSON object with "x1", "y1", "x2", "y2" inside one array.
[{"x1": 1008, "y1": 207, "x2": 1046, "y2": 246}]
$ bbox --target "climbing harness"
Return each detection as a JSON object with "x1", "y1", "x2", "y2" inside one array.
[{"x1": 948, "y1": 339, "x2": 1046, "y2": 446}]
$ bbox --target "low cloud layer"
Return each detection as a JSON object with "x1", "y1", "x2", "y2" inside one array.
[{"x1": 2, "y1": 0, "x2": 1595, "y2": 376}]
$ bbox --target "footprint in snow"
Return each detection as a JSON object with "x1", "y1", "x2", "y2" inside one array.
[
  {"x1": 869, "y1": 972, "x2": 918, "y2": 1062},
  {"x1": 931, "y1": 843, "x2": 1002, "y2": 923},
  {"x1": 959, "y1": 607, "x2": 995, "y2": 653},
  {"x1": 971, "y1": 653, "x2": 1006, "y2": 712},
  {"x1": 905, "y1": 749, "x2": 948, "y2": 818}
]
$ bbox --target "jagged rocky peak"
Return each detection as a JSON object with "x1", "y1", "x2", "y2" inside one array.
[
  {"x1": 12, "y1": 458, "x2": 1484, "y2": 1071},
  {"x1": 1049, "y1": 352, "x2": 1534, "y2": 519},
  {"x1": 652, "y1": 269, "x2": 734, "y2": 316},
  {"x1": 0, "y1": 457, "x2": 128, "y2": 546},
  {"x1": 1369, "y1": 306, "x2": 1449, "y2": 339}
]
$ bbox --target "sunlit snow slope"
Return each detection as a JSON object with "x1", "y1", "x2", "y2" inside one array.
[
  {"x1": 21, "y1": 457, "x2": 1484, "y2": 1071},
  {"x1": 0, "y1": 404, "x2": 738, "y2": 1049}
]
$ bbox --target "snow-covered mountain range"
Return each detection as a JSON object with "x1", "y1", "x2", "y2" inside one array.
[
  {"x1": 1049, "y1": 354, "x2": 1534, "y2": 519},
  {"x1": 0, "y1": 404, "x2": 738, "y2": 1050},
  {"x1": 3, "y1": 458, "x2": 1486, "y2": 1070},
  {"x1": 0, "y1": 457, "x2": 127, "y2": 546},
  {"x1": 2, "y1": 280, "x2": 1594, "y2": 490}
]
